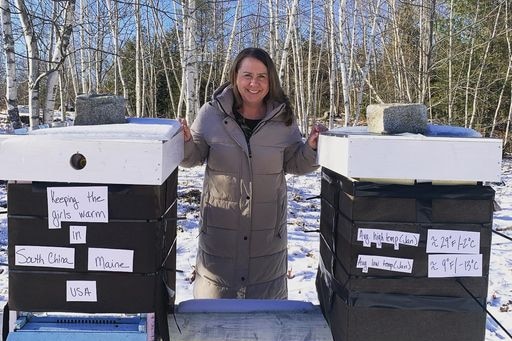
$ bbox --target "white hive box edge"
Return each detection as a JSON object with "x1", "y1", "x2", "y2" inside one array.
[
  {"x1": 317, "y1": 126, "x2": 502, "y2": 183},
  {"x1": 0, "y1": 120, "x2": 184, "y2": 185}
]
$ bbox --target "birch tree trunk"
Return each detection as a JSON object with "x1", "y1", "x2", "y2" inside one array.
[
  {"x1": 182, "y1": 0, "x2": 199, "y2": 122},
  {"x1": 314, "y1": 35, "x2": 326, "y2": 119},
  {"x1": 151, "y1": 0, "x2": 177, "y2": 116},
  {"x1": 268, "y1": 0, "x2": 277, "y2": 59},
  {"x1": 79, "y1": 0, "x2": 89, "y2": 94},
  {"x1": 353, "y1": 0, "x2": 381, "y2": 125},
  {"x1": 338, "y1": 0, "x2": 351, "y2": 126},
  {"x1": 468, "y1": 3, "x2": 501, "y2": 128},
  {"x1": 491, "y1": 1, "x2": 511, "y2": 138},
  {"x1": 278, "y1": 0, "x2": 299, "y2": 82},
  {"x1": 306, "y1": 0, "x2": 314, "y2": 123},
  {"x1": 219, "y1": 0, "x2": 241, "y2": 84},
  {"x1": 173, "y1": 1, "x2": 185, "y2": 117},
  {"x1": 106, "y1": 0, "x2": 132, "y2": 115},
  {"x1": 418, "y1": 0, "x2": 436, "y2": 104},
  {"x1": 390, "y1": 0, "x2": 412, "y2": 102},
  {"x1": 417, "y1": 0, "x2": 425, "y2": 102},
  {"x1": 141, "y1": 8, "x2": 147, "y2": 117},
  {"x1": 1, "y1": 0, "x2": 21, "y2": 129},
  {"x1": 251, "y1": 1, "x2": 262, "y2": 46},
  {"x1": 94, "y1": 0, "x2": 105, "y2": 93},
  {"x1": 291, "y1": 21, "x2": 306, "y2": 132},
  {"x1": 464, "y1": 0, "x2": 480, "y2": 127},
  {"x1": 43, "y1": 0, "x2": 76, "y2": 124},
  {"x1": 135, "y1": 0, "x2": 142, "y2": 117},
  {"x1": 327, "y1": 0, "x2": 337, "y2": 129},
  {"x1": 447, "y1": 0, "x2": 454, "y2": 124},
  {"x1": 505, "y1": 84, "x2": 512, "y2": 148},
  {"x1": 58, "y1": 72, "x2": 65, "y2": 120},
  {"x1": 67, "y1": 50, "x2": 79, "y2": 100},
  {"x1": 15, "y1": 0, "x2": 40, "y2": 127}
]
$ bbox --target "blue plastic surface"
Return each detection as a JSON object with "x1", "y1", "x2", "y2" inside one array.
[
  {"x1": 127, "y1": 117, "x2": 178, "y2": 125},
  {"x1": 424, "y1": 124, "x2": 482, "y2": 137},
  {"x1": 7, "y1": 315, "x2": 147, "y2": 341},
  {"x1": 7, "y1": 331, "x2": 146, "y2": 341}
]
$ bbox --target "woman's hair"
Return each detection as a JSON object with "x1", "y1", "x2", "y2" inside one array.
[{"x1": 229, "y1": 47, "x2": 293, "y2": 125}]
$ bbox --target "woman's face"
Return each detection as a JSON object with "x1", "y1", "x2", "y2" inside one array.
[{"x1": 235, "y1": 57, "x2": 270, "y2": 108}]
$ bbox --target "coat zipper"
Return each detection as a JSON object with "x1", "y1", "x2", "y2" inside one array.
[
  {"x1": 247, "y1": 104, "x2": 285, "y2": 157},
  {"x1": 216, "y1": 98, "x2": 253, "y2": 159},
  {"x1": 215, "y1": 98, "x2": 285, "y2": 159}
]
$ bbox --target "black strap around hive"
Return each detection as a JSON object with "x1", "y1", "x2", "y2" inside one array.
[
  {"x1": 317, "y1": 254, "x2": 351, "y2": 303},
  {"x1": 416, "y1": 198, "x2": 433, "y2": 223},
  {"x1": 492, "y1": 229, "x2": 512, "y2": 242},
  {"x1": 158, "y1": 232, "x2": 179, "y2": 341},
  {"x1": 2, "y1": 303, "x2": 9, "y2": 341},
  {"x1": 330, "y1": 176, "x2": 341, "y2": 276},
  {"x1": 456, "y1": 278, "x2": 512, "y2": 340},
  {"x1": 347, "y1": 290, "x2": 483, "y2": 312},
  {"x1": 155, "y1": 273, "x2": 170, "y2": 341}
]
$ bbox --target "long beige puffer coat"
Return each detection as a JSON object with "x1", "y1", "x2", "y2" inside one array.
[{"x1": 181, "y1": 84, "x2": 319, "y2": 299}]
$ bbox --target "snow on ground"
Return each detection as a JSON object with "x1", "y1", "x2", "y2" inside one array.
[
  {"x1": 0, "y1": 160, "x2": 511, "y2": 340},
  {"x1": 486, "y1": 159, "x2": 512, "y2": 340},
  {"x1": 174, "y1": 161, "x2": 512, "y2": 340},
  {"x1": 174, "y1": 166, "x2": 323, "y2": 304}
]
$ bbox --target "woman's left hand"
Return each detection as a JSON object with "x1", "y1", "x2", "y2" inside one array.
[{"x1": 307, "y1": 123, "x2": 328, "y2": 150}]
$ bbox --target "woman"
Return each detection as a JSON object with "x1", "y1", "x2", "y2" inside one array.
[{"x1": 180, "y1": 47, "x2": 325, "y2": 299}]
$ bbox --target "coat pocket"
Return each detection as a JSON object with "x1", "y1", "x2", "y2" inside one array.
[{"x1": 203, "y1": 200, "x2": 240, "y2": 231}]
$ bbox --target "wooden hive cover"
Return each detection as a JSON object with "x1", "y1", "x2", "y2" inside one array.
[
  {"x1": 317, "y1": 125, "x2": 502, "y2": 183},
  {"x1": 0, "y1": 118, "x2": 183, "y2": 185}
]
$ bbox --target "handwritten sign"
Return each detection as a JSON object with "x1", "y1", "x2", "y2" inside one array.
[
  {"x1": 357, "y1": 228, "x2": 420, "y2": 250},
  {"x1": 69, "y1": 225, "x2": 87, "y2": 244},
  {"x1": 88, "y1": 248, "x2": 134, "y2": 272},
  {"x1": 426, "y1": 229, "x2": 480, "y2": 254},
  {"x1": 356, "y1": 254, "x2": 414, "y2": 274},
  {"x1": 428, "y1": 254, "x2": 482, "y2": 277},
  {"x1": 66, "y1": 281, "x2": 97, "y2": 302},
  {"x1": 47, "y1": 186, "x2": 108, "y2": 229},
  {"x1": 15, "y1": 245, "x2": 75, "y2": 269}
]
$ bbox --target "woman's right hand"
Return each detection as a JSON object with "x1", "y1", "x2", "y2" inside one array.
[{"x1": 180, "y1": 118, "x2": 192, "y2": 142}]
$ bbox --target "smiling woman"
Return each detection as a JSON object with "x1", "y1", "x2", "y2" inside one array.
[{"x1": 178, "y1": 47, "x2": 327, "y2": 300}]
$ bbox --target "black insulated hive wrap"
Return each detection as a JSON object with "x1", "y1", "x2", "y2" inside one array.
[
  {"x1": 7, "y1": 168, "x2": 178, "y2": 341},
  {"x1": 316, "y1": 167, "x2": 493, "y2": 341}
]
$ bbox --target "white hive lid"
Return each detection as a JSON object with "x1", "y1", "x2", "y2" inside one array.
[
  {"x1": 317, "y1": 124, "x2": 502, "y2": 183},
  {"x1": 0, "y1": 118, "x2": 184, "y2": 185}
]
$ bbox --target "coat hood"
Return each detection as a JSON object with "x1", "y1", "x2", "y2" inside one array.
[{"x1": 211, "y1": 83, "x2": 287, "y2": 122}]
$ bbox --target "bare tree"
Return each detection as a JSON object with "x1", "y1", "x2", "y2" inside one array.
[
  {"x1": 337, "y1": 0, "x2": 352, "y2": 126},
  {"x1": 447, "y1": 0, "x2": 454, "y2": 124},
  {"x1": 106, "y1": 0, "x2": 132, "y2": 115},
  {"x1": 219, "y1": 0, "x2": 241, "y2": 85},
  {"x1": 151, "y1": 0, "x2": 178, "y2": 117},
  {"x1": 353, "y1": 0, "x2": 381, "y2": 125},
  {"x1": 468, "y1": 2, "x2": 501, "y2": 129},
  {"x1": 326, "y1": 0, "x2": 337, "y2": 129},
  {"x1": 0, "y1": 0, "x2": 509, "y2": 148},
  {"x1": 181, "y1": 0, "x2": 199, "y2": 122},
  {"x1": 1, "y1": 0, "x2": 21, "y2": 128},
  {"x1": 463, "y1": 0, "x2": 480, "y2": 128},
  {"x1": 42, "y1": 0, "x2": 76, "y2": 124},
  {"x1": 267, "y1": 0, "x2": 277, "y2": 58},
  {"x1": 491, "y1": 0, "x2": 512, "y2": 138},
  {"x1": 135, "y1": 0, "x2": 142, "y2": 117},
  {"x1": 277, "y1": 0, "x2": 298, "y2": 83},
  {"x1": 79, "y1": 0, "x2": 89, "y2": 94}
]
